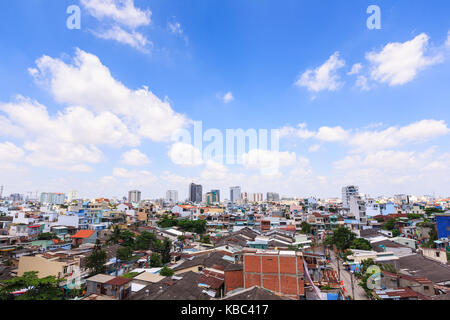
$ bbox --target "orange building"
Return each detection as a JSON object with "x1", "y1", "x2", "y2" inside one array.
[{"x1": 243, "y1": 249, "x2": 305, "y2": 299}]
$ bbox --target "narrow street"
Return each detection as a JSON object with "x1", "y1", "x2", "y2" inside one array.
[{"x1": 329, "y1": 251, "x2": 369, "y2": 300}]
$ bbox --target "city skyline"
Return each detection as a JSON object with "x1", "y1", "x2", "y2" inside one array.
[{"x1": 0, "y1": 1, "x2": 450, "y2": 200}]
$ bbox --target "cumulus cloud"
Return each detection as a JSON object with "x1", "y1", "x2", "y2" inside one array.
[
  {"x1": 348, "y1": 119, "x2": 450, "y2": 153},
  {"x1": 0, "y1": 142, "x2": 25, "y2": 163},
  {"x1": 121, "y1": 149, "x2": 150, "y2": 166},
  {"x1": 168, "y1": 142, "x2": 203, "y2": 167},
  {"x1": 295, "y1": 52, "x2": 345, "y2": 92},
  {"x1": 316, "y1": 126, "x2": 349, "y2": 142},
  {"x1": 366, "y1": 33, "x2": 444, "y2": 86},
  {"x1": 29, "y1": 49, "x2": 190, "y2": 142},
  {"x1": 280, "y1": 119, "x2": 449, "y2": 153},
  {"x1": 242, "y1": 149, "x2": 297, "y2": 175}
]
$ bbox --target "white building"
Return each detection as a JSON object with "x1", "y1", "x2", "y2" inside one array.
[
  {"x1": 40, "y1": 193, "x2": 66, "y2": 205},
  {"x1": 342, "y1": 185, "x2": 359, "y2": 209},
  {"x1": 349, "y1": 195, "x2": 367, "y2": 226},
  {"x1": 230, "y1": 186, "x2": 241, "y2": 204},
  {"x1": 166, "y1": 190, "x2": 178, "y2": 203},
  {"x1": 128, "y1": 190, "x2": 142, "y2": 203}
]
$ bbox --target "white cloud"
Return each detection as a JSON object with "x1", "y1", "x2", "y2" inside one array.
[
  {"x1": 0, "y1": 97, "x2": 139, "y2": 147},
  {"x1": 200, "y1": 161, "x2": 229, "y2": 180},
  {"x1": 23, "y1": 140, "x2": 102, "y2": 172},
  {"x1": 281, "y1": 120, "x2": 449, "y2": 153},
  {"x1": 242, "y1": 149, "x2": 297, "y2": 175},
  {"x1": 366, "y1": 33, "x2": 444, "y2": 86},
  {"x1": 113, "y1": 167, "x2": 157, "y2": 187},
  {"x1": 295, "y1": 52, "x2": 345, "y2": 92},
  {"x1": 168, "y1": 142, "x2": 203, "y2": 167},
  {"x1": 347, "y1": 63, "x2": 363, "y2": 75},
  {"x1": 279, "y1": 123, "x2": 315, "y2": 140},
  {"x1": 168, "y1": 20, "x2": 183, "y2": 34},
  {"x1": 29, "y1": 49, "x2": 190, "y2": 142},
  {"x1": 446, "y1": 30, "x2": 450, "y2": 49},
  {"x1": 121, "y1": 149, "x2": 150, "y2": 166},
  {"x1": 0, "y1": 142, "x2": 25, "y2": 163},
  {"x1": 308, "y1": 144, "x2": 321, "y2": 153},
  {"x1": 316, "y1": 126, "x2": 349, "y2": 142},
  {"x1": 355, "y1": 75, "x2": 370, "y2": 91},
  {"x1": 349, "y1": 119, "x2": 450, "y2": 153},
  {"x1": 80, "y1": 0, "x2": 151, "y2": 28},
  {"x1": 94, "y1": 26, "x2": 151, "y2": 51},
  {"x1": 219, "y1": 92, "x2": 234, "y2": 104}
]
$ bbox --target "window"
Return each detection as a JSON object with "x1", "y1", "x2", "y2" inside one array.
[
  {"x1": 424, "y1": 286, "x2": 429, "y2": 290},
  {"x1": 436, "y1": 252, "x2": 440, "y2": 257}
]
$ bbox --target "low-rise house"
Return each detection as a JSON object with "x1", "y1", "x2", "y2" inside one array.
[
  {"x1": 17, "y1": 252, "x2": 81, "y2": 279},
  {"x1": 375, "y1": 287, "x2": 431, "y2": 300},
  {"x1": 381, "y1": 271, "x2": 435, "y2": 296},
  {"x1": 85, "y1": 274, "x2": 132, "y2": 300},
  {"x1": 71, "y1": 230, "x2": 97, "y2": 246}
]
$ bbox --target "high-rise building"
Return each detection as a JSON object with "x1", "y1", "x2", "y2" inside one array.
[
  {"x1": 230, "y1": 186, "x2": 241, "y2": 204},
  {"x1": 10, "y1": 193, "x2": 24, "y2": 202},
  {"x1": 67, "y1": 190, "x2": 78, "y2": 202},
  {"x1": 266, "y1": 192, "x2": 280, "y2": 202},
  {"x1": 189, "y1": 183, "x2": 203, "y2": 203},
  {"x1": 342, "y1": 185, "x2": 359, "y2": 209},
  {"x1": 128, "y1": 190, "x2": 142, "y2": 203},
  {"x1": 250, "y1": 193, "x2": 264, "y2": 203},
  {"x1": 166, "y1": 190, "x2": 178, "y2": 203},
  {"x1": 211, "y1": 189, "x2": 220, "y2": 203},
  {"x1": 40, "y1": 192, "x2": 65, "y2": 205},
  {"x1": 206, "y1": 191, "x2": 219, "y2": 205}
]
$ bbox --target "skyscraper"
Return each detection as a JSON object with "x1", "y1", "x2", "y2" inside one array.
[
  {"x1": 189, "y1": 183, "x2": 203, "y2": 203},
  {"x1": 230, "y1": 186, "x2": 241, "y2": 204},
  {"x1": 166, "y1": 190, "x2": 178, "y2": 203},
  {"x1": 266, "y1": 192, "x2": 280, "y2": 202},
  {"x1": 128, "y1": 190, "x2": 142, "y2": 203}
]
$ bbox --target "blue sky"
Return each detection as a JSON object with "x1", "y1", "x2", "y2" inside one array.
[{"x1": 0, "y1": 0, "x2": 449, "y2": 200}]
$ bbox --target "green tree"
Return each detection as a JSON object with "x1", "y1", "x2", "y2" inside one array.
[
  {"x1": 324, "y1": 226, "x2": 356, "y2": 252},
  {"x1": 383, "y1": 219, "x2": 396, "y2": 231},
  {"x1": 117, "y1": 246, "x2": 133, "y2": 261},
  {"x1": 392, "y1": 229, "x2": 401, "y2": 237},
  {"x1": 107, "y1": 225, "x2": 121, "y2": 244},
  {"x1": 0, "y1": 271, "x2": 63, "y2": 300},
  {"x1": 135, "y1": 231, "x2": 158, "y2": 250},
  {"x1": 350, "y1": 238, "x2": 372, "y2": 251},
  {"x1": 160, "y1": 266, "x2": 174, "y2": 277},
  {"x1": 86, "y1": 240, "x2": 107, "y2": 276},
  {"x1": 425, "y1": 208, "x2": 444, "y2": 216},
  {"x1": 161, "y1": 238, "x2": 172, "y2": 264},
  {"x1": 150, "y1": 253, "x2": 162, "y2": 267},
  {"x1": 200, "y1": 235, "x2": 211, "y2": 244},
  {"x1": 300, "y1": 222, "x2": 311, "y2": 234},
  {"x1": 118, "y1": 230, "x2": 135, "y2": 248},
  {"x1": 38, "y1": 233, "x2": 58, "y2": 241}
]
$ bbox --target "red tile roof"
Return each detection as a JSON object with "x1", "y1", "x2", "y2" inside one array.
[
  {"x1": 106, "y1": 277, "x2": 132, "y2": 286},
  {"x1": 72, "y1": 230, "x2": 96, "y2": 239}
]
